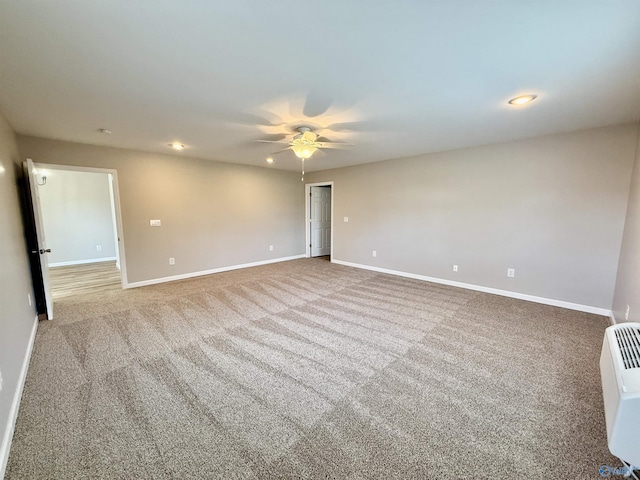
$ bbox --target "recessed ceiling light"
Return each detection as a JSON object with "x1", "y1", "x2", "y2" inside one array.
[
  {"x1": 508, "y1": 94, "x2": 538, "y2": 105},
  {"x1": 266, "y1": 157, "x2": 274, "y2": 164},
  {"x1": 169, "y1": 143, "x2": 185, "y2": 150},
  {"x1": 98, "y1": 128, "x2": 112, "y2": 134}
]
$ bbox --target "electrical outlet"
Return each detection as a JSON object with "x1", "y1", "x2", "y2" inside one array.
[
  {"x1": 96, "y1": 244, "x2": 102, "y2": 251},
  {"x1": 269, "y1": 245, "x2": 273, "y2": 251},
  {"x1": 344, "y1": 216, "x2": 349, "y2": 222},
  {"x1": 372, "y1": 250, "x2": 377, "y2": 257},
  {"x1": 453, "y1": 265, "x2": 458, "y2": 272},
  {"x1": 625, "y1": 305, "x2": 630, "y2": 321},
  {"x1": 169, "y1": 257, "x2": 175, "y2": 265},
  {"x1": 507, "y1": 268, "x2": 515, "y2": 278},
  {"x1": 150, "y1": 219, "x2": 161, "y2": 227}
]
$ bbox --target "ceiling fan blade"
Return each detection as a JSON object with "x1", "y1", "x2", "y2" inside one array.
[
  {"x1": 255, "y1": 139, "x2": 291, "y2": 144},
  {"x1": 271, "y1": 147, "x2": 292, "y2": 155},
  {"x1": 319, "y1": 142, "x2": 354, "y2": 150}
]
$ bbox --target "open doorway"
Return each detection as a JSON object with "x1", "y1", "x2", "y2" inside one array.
[
  {"x1": 32, "y1": 163, "x2": 127, "y2": 309},
  {"x1": 305, "y1": 182, "x2": 333, "y2": 259}
]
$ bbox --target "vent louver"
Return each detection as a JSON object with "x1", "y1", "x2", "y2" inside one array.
[{"x1": 614, "y1": 326, "x2": 640, "y2": 369}]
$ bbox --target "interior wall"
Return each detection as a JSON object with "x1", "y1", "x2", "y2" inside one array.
[
  {"x1": 306, "y1": 124, "x2": 637, "y2": 310},
  {"x1": 0, "y1": 111, "x2": 37, "y2": 476},
  {"x1": 38, "y1": 169, "x2": 117, "y2": 265},
  {"x1": 17, "y1": 136, "x2": 305, "y2": 284},
  {"x1": 612, "y1": 123, "x2": 640, "y2": 323}
]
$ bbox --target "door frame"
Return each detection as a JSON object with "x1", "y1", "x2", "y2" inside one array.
[
  {"x1": 305, "y1": 181, "x2": 334, "y2": 259},
  {"x1": 33, "y1": 162, "x2": 129, "y2": 290}
]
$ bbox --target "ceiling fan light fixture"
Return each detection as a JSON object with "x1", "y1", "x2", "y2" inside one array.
[
  {"x1": 169, "y1": 143, "x2": 185, "y2": 150},
  {"x1": 508, "y1": 94, "x2": 538, "y2": 105},
  {"x1": 290, "y1": 127, "x2": 321, "y2": 159},
  {"x1": 291, "y1": 143, "x2": 317, "y2": 159}
]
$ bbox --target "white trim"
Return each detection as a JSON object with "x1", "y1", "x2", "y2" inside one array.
[
  {"x1": 33, "y1": 163, "x2": 114, "y2": 175},
  {"x1": 0, "y1": 315, "x2": 38, "y2": 479},
  {"x1": 107, "y1": 173, "x2": 120, "y2": 270},
  {"x1": 110, "y1": 170, "x2": 128, "y2": 289},
  {"x1": 609, "y1": 312, "x2": 618, "y2": 325},
  {"x1": 126, "y1": 255, "x2": 306, "y2": 288},
  {"x1": 332, "y1": 259, "x2": 612, "y2": 317},
  {"x1": 305, "y1": 181, "x2": 334, "y2": 260},
  {"x1": 48, "y1": 257, "x2": 117, "y2": 267}
]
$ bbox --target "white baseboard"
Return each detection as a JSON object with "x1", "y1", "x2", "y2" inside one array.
[
  {"x1": 126, "y1": 254, "x2": 306, "y2": 289},
  {"x1": 48, "y1": 257, "x2": 117, "y2": 267},
  {"x1": 0, "y1": 315, "x2": 38, "y2": 479},
  {"x1": 332, "y1": 259, "x2": 612, "y2": 317}
]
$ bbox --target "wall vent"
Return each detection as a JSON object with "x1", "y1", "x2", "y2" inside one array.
[
  {"x1": 600, "y1": 322, "x2": 640, "y2": 467},
  {"x1": 614, "y1": 326, "x2": 640, "y2": 369}
]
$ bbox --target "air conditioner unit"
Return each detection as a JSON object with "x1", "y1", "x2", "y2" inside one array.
[{"x1": 600, "y1": 322, "x2": 640, "y2": 467}]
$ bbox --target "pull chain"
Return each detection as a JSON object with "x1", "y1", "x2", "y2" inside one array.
[{"x1": 301, "y1": 158, "x2": 305, "y2": 182}]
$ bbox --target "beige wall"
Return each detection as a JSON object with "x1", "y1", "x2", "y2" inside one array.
[
  {"x1": 307, "y1": 124, "x2": 637, "y2": 310},
  {"x1": 17, "y1": 136, "x2": 305, "y2": 284},
  {"x1": 612, "y1": 123, "x2": 640, "y2": 322},
  {"x1": 0, "y1": 112, "x2": 37, "y2": 475}
]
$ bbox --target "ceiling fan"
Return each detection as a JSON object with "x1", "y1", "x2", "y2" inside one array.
[{"x1": 257, "y1": 126, "x2": 352, "y2": 160}]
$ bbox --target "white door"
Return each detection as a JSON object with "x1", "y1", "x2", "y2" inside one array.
[
  {"x1": 310, "y1": 186, "x2": 331, "y2": 257},
  {"x1": 26, "y1": 158, "x2": 53, "y2": 319}
]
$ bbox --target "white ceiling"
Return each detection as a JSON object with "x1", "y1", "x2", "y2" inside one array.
[{"x1": 1, "y1": 1, "x2": 639, "y2": 172}]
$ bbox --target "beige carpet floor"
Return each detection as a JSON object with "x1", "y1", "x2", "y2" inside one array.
[{"x1": 6, "y1": 258, "x2": 618, "y2": 479}]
